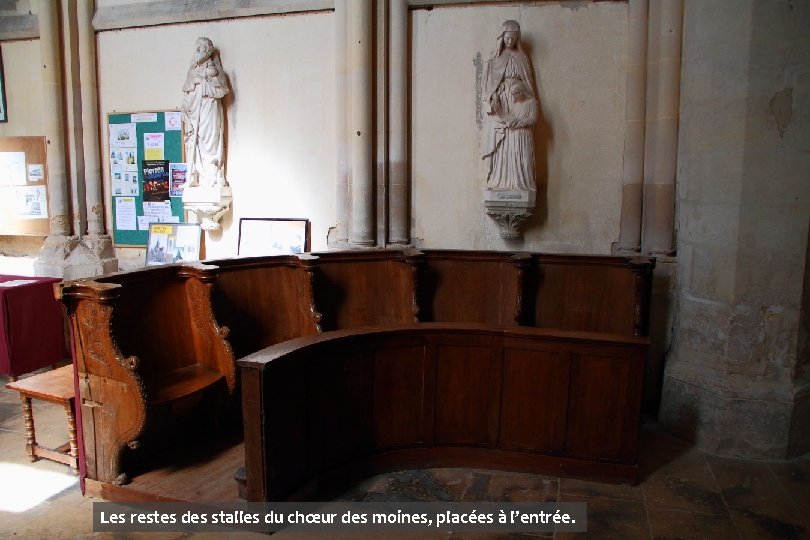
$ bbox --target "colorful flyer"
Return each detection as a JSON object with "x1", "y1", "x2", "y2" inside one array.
[
  {"x1": 142, "y1": 160, "x2": 170, "y2": 202},
  {"x1": 169, "y1": 162, "x2": 187, "y2": 197},
  {"x1": 144, "y1": 133, "x2": 165, "y2": 160}
]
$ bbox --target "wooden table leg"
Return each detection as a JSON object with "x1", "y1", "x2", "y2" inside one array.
[
  {"x1": 64, "y1": 401, "x2": 79, "y2": 476},
  {"x1": 19, "y1": 395, "x2": 39, "y2": 463}
]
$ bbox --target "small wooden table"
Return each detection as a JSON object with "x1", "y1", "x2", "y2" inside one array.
[{"x1": 5, "y1": 365, "x2": 79, "y2": 475}]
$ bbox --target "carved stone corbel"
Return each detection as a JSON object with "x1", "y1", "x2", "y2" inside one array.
[{"x1": 484, "y1": 190, "x2": 536, "y2": 240}]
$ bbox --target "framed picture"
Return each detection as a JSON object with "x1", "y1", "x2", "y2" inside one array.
[
  {"x1": 237, "y1": 218, "x2": 310, "y2": 257},
  {"x1": 145, "y1": 223, "x2": 201, "y2": 266},
  {"x1": 0, "y1": 48, "x2": 7, "y2": 123}
]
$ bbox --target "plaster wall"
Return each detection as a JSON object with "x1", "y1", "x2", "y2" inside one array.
[
  {"x1": 662, "y1": 0, "x2": 810, "y2": 458},
  {"x1": 0, "y1": 39, "x2": 44, "y2": 137},
  {"x1": 411, "y1": 2, "x2": 628, "y2": 253},
  {"x1": 96, "y1": 12, "x2": 336, "y2": 261}
]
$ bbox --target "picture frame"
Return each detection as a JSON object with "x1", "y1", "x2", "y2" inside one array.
[
  {"x1": 237, "y1": 218, "x2": 310, "y2": 257},
  {"x1": 145, "y1": 223, "x2": 201, "y2": 266},
  {"x1": 0, "y1": 47, "x2": 7, "y2": 123}
]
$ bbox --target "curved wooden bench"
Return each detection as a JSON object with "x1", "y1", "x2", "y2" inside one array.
[
  {"x1": 238, "y1": 323, "x2": 649, "y2": 501},
  {"x1": 56, "y1": 249, "x2": 654, "y2": 496}
]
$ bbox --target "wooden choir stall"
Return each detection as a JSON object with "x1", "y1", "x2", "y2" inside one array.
[{"x1": 56, "y1": 249, "x2": 654, "y2": 502}]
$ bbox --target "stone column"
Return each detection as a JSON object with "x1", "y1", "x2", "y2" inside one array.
[
  {"x1": 617, "y1": 0, "x2": 647, "y2": 253},
  {"x1": 348, "y1": 0, "x2": 374, "y2": 246},
  {"x1": 38, "y1": 0, "x2": 70, "y2": 237},
  {"x1": 332, "y1": 0, "x2": 350, "y2": 246},
  {"x1": 35, "y1": 0, "x2": 78, "y2": 278},
  {"x1": 661, "y1": 0, "x2": 810, "y2": 459},
  {"x1": 61, "y1": 1, "x2": 86, "y2": 239},
  {"x1": 78, "y1": 0, "x2": 104, "y2": 236},
  {"x1": 640, "y1": 0, "x2": 682, "y2": 255},
  {"x1": 78, "y1": 0, "x2": 118, "y2": 274},
  {"x1": 388, "y1": 0, "x2": 409, "y2": 245}
]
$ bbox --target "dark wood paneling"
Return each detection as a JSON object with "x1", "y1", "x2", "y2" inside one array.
[
  {"x1": 307, "y1": 350, "x2": 372, "y2": 472},
  {"x1": 213, "y1": 262, "x2": 318, "y2": 358},
  {"x1": 532, "y1": 260, "x2": 637, "y2": 334},
  {"x1": 315, "y1": 255, "x2": 414, "y2": 330},
  {"x1": 564, "y1": 349, "x2": 644, "y2": 462},
  {"x1": 372, "y1": 345, "x2": 427, "y2": 449},
  {"x1": 433, "y1": 343, "x2": 499, "y2": 446},
  {"x1": 499, "y1": 347, "x2": 569, "y2": 453},
  {"x1": 420, "y1": 252, "x2": 518, "y2": 325},
  {"x1": 241, "y1": 325, "x2": 648, "y2": 501}
]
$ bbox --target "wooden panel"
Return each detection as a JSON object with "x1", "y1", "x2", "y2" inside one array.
[
  {"x1": 532, "y1": 259, "x2": 637, "y2": 334},
  {"x1": 499, "y1": 347, "x2": 569, "y2": 453},
  {"x1": 433, "y1": 344, "x2": 499, "y2": 445},
  {"x1": 112, "y1": 273, "x2": 194, "y2": 379},
  {"x1": 213, "y1": 261, "x2": 317, "y2": 358},
  {"x1": 307, "y1": 349, "x2": 372, "y2": 472},
  {"x1": 372, "y1": 345, "x2": 427, "y2": 449},
  {"x1": 420, "y1": 254, "x2": 517, "y2": 325},
  {"x1": 564, "y1": 350, "x2": 644, "y2": 462},
  {"x1": 315, "y1": 256, "x2": 414, "y2": 330},
  {"x1": 263, "y1": 356, "x2": 308, "y2": 501}
]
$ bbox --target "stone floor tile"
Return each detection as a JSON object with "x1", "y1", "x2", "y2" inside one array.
[
  {"x1": 430, "y1": 468, "x2": 476, "y2": 501},
  {"x1": 559, "y1": 477, "x2": 643, "y2": 502},
  {"x1": 706, "y1": 455, "x2": 797, "y2": 514},
  {"x1": 482, "y1": 473, "x2": 558, "y2": 503},
  {"x1": 556, "y1": 495, "x2": 649, "y2": 539},
  {"x1": 638, "y1": 446, "x2": 713, "y2": 482},
  {"x1": 768, "y1": 459, "x2": 810, "y2": 523},
  {"x1": 647, "y1": 506, "x2": 739, "y2": 540},
  {"x1": 642, "y1": 475, "x2": 726, "y2": 514},
  {"x1": 368, "y1": 469, "x2": 458, "y2": 502},
  {"x1": 0, "y1": 400, "x2": 19, "y2": 423},
  {"x1": 729, "y1": 506, "x2": 810, "y2": 540},
  {"x1": 457, "y1": 471, "x2": 489, "y2": 501}
]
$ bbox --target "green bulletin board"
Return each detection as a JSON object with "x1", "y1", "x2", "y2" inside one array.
[{"x1": 108, "y1": 111, "x2": 185, "y2": 246}]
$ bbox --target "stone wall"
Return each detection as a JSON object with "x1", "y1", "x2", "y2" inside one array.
[{"x1": 661, "y1": 0, "x2": 810, "y2": 458}]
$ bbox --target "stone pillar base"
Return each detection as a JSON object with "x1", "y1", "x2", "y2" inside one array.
[
  {"x1": 484, "y1": 190, "x2": 536, "y2": 240},
  {"x1": 182, "y1": 186, "x2": 232, "y2": 231},
  {"x1": 659, "y1": 374, "x2": 808, "y2": 459},
  {"x1": 34, "y1": 234, "x2": 118, "y2": 280}
]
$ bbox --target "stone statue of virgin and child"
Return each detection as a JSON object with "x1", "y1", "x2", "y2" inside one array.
[
  {"x1": 481, "y1": 20, "x2": 538, "y2": 194},
  {"x1": 181, "y1": 37, "x2": 230, "y2": 188}
]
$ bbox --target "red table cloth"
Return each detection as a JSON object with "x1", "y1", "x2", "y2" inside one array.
[{"x1": 0, "y1": 274, "x2": 68, "y2": 377}]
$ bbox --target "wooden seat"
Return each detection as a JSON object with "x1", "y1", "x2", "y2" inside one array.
[
  {"x1": 147, "y1": 365, "x2": 224, "y2": 406},
  {"x1": 5, "y1": 365, "x2": 79, "y2": 475}
]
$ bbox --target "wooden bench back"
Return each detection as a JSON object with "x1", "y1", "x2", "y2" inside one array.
[{"x1": 211, "y1": 256, "x2": 321, "y2": 358}]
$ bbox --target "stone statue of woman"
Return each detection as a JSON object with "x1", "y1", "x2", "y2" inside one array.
[
  {"x1": 482, "y1": 21, "x2": 537, "y2": 192},
  {"x1": 182, "y1": 37, "x2": 229, "y2": 188}
]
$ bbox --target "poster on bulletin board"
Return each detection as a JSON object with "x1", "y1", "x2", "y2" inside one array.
[{"x1": 108, "y1": 111, "x2": 185, "y2": 246}]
